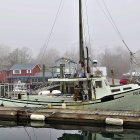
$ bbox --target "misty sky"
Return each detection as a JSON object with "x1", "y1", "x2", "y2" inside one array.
[{"x1": 0, "y1": 0, "x2": 140, "y2": 57}]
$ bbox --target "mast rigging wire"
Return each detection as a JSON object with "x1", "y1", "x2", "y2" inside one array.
[
  {"x1": 96, "y1": 0, "x2": 132, "y2": 53},
  {"x1": 97, "y1": 0, "x2": 140, "y2": 68},
  {"x1": 96, "y1": 0, "x2": 140, "y2": 76},
  {"x1": 40, "y1": 0, "x2": 64, "y2": 63},
  {"x1": 82, "y1": 0, "x2": 92, "y2": 60},
  {"x1": 84, "y1": 0, "x2": 92, "y2": 58}
]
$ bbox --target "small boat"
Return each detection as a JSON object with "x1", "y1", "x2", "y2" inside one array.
[{"x1": 0, "y1": 1, "x2": 140, "y2": 111}]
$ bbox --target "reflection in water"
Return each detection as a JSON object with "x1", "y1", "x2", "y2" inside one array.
[
  {"x1": 0, "y1": 121, "x2": 140, "y2": 140},
  {"x1": 58, "y1": 133, "x2": 83, "y2": 140}
]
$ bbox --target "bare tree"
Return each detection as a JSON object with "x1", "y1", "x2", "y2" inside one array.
[
  {"x1": 0, "y1": 44, "x2": 10, "y2": 57},
  {"x1": 0, "y1": 44, "x2": 11, "y2": 69},
  {"x1": 36, "y1": 48, "x2": 60, "y2": 67},
  {"x1": 8, "y1": 47, "x2": 32, "y2": 66},
  {"x1": 19, "y1": 47, "x2": 32, "y2": 64},
  {"x1": 63, "y1": 47, "x2": 79, "y2": 63},
  {"x1": 98, "y1": 46, "x2": 130, "y2": 77}
]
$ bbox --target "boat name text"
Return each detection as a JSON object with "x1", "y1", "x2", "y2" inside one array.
[{"x1": 133, "y1": 91, "x2": 140, "y2": 95}]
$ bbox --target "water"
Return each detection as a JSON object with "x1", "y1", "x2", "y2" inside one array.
[{"x1": 0, "y1": 121, "x2": 140, "y2": 140}]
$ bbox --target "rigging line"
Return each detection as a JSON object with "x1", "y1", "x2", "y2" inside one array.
[
  {"x1": 96, "y1": 0, "x2": 121, "y2": 37},
  {"x1": 133, "y1": 57, "x2": 140, "y2": 65},
  {"x1": 131, "y1": 54, "x2": 140, "y2": 66},
  {"x1": 84, "y1": 0, "x2": 92, "y2": 58},
  {"x1": 132, "y1": 54, "x2": 140, "y2": 59},
  {"x1": 132, "y1": 54, "x2": 140, "y2": 61},
  {"x1": 101, "y1": 0, "x2": 123, "y2": 40},
  {"x1": 83, "y1": 21, "x2": 87, "y2": 48},
  {"x1": 40, "y1": 0, "x2": 64, "y2": 63},
  {"x1": 132, "y1": 56, "x2": 140, "y2": 64},
  {"x1": 41, "y1": 0, "x2": 64, "y2": 62},
  {"x1": 134, "y1": 57, "x2": 140, "y2": 60},
  {"x1": 82, "y1": 14, "x2": 87, "y2": 47},
  {"x1": 132, "y1": 60, "x2": 140, "y2": 66},
  {"x1": 23, "y1": 127, "x2": 32, "y2": 140},
  {"x1": 41, "y1": 0, "x2": 64, "y2": 61},
  {"x1": 32, "y1": 128, "x2": 37, "y2": 140},
  {"x1": 101, "y1": 0, "x2": 132, "y2": 53}
]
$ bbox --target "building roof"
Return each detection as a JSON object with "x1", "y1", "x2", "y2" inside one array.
[
  {"x1": 10, "y1": 63, "x2": 40, "y2": 70},
  {"x1": 55, "y1": 57, "x2": 77, "y2": 64}
]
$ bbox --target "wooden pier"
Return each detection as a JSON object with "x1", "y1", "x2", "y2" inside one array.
[{"x1": 0, "y1": 107, "x2": 140, "y2": 128}]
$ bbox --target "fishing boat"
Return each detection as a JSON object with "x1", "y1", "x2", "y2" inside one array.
[{"x1": 0, "y1": 0, "x2": 140, "y2": 110}]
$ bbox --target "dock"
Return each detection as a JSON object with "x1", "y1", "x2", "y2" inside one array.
[{"x1": 0, "y1": 107, "x2": 140, "y2": 128}]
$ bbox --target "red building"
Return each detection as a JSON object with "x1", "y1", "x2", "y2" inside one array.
[
  {"x1": 0, "y1": 69, "x2": 10, "y2": 83},
  {"x1": 8, "y1": 63, "x2": 41, "y2": 83}
]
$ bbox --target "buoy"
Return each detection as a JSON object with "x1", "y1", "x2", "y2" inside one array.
[
  {"x1": 30, "y1": 114, "x2": 45, "y2": 121},
  {"x1": 105, "y1": 126, "x2": 123, "y2": 132},
  {"x1": 105, "y1": 118, "x2": 123, "y2": 126},
  {"x1": 38, "y1": 90, "x2": 50, "y2": 95},
  {"x1": 30, "y1": 121, "x2": 45, "y2": 127},
  {"x1": 52, "y1": 90, "x2": 61, "y2": 95}
]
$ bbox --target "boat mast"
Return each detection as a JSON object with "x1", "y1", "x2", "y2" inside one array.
[
  {"x1": 79, "y1": 0, "x2": 92, "y2": 100},
  {"x1": 79, "y1": 0, "x2": 85, "y2": 70}
]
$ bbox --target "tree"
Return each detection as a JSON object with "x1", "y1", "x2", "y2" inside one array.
[
  {"x1": 63, "y1": 46, "x2": 79, "y2": 63},
  {"x1": 8, "y1": 47, "x2": 32, "y2": 66},
  {"x1": 36, "y1": 48, "x2": 60, "y2": 67},
  {"x1": 98, "y1": 46, "x2": 130, "y2": 77},
  {"x1": 0, "y1": 44, "x2": 11, "y2": 69},
  {"x1": 19, "y1": 47, "x2": 32, "y2": 64}
]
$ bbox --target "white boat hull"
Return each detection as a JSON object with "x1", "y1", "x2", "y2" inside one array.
[{"x1": 0, "y1": 88, "x2": 140, "y2": 111}]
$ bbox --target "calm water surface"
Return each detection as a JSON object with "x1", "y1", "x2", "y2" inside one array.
[{"x1": 0, "y1": 121, "x2": 140, "y2": 140}]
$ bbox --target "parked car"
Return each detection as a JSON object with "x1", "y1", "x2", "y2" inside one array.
[{"x1": 119, "y1": 76, "x2": 130, "y2": 85}]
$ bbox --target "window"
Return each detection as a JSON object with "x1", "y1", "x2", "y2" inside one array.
[
  {"x1": 13, "y1": 70, "x2": 21, "y2": 74},
  {"x1": 95, "y1": 81, "x2": 102, "y2": 88},
  {"x1": 26, "y1": 70, "x2": 32, "y2": 73},
  {"x1": 123, "y1": 87, "x2": 132, "y2": 90},
  {"x1": 111, "y1": 89, "x2": 120, "y2": 93}
]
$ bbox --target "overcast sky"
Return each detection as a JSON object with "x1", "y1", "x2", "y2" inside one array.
[{"x1": 0, "y1": 0, "x2": 140, "y2": 58}]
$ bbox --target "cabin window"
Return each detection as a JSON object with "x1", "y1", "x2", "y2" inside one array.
[
  {"x1": 123, "y1": 87, "x2": 132, "y2": 90},
  {"x1": 95, "y1": 81, "x2": 102, "y2": 88},
  {"x1": 26, "y1": 70, "x2": 32, "y2": 73},
  {"x1": 13, "y1": 70, "x2": 21, "y2": 74},
  {"x1": 111, "y1": 89, "x2": 120, "y2": 93}
]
